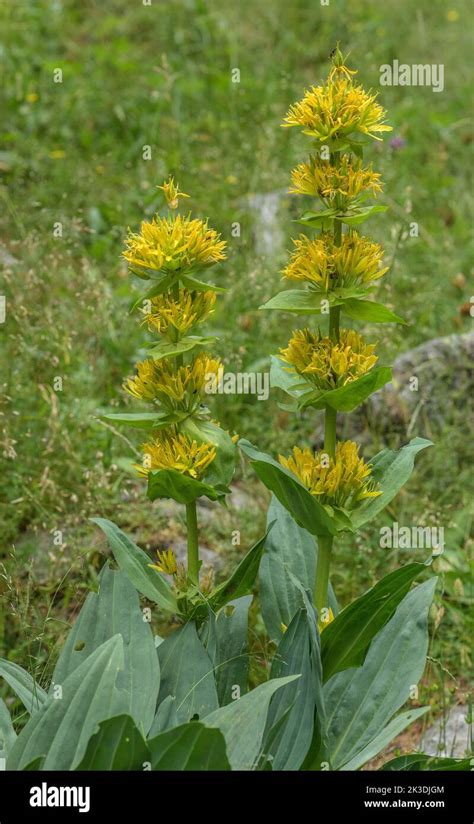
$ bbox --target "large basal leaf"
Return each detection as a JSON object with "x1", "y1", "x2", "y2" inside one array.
[
  {"x1": 351, "y1": 438, "x2": 433, "y2": 529},
  {"x1": 303, "y1": 367, "x2": 392, "y2": 413},
  {"x1": 0, "y1": 698, "x2": 17, "y2": 755},
  {"x1": 342, "y1": 298, "x2": 406, "y2": 325},
  {"x1": 147, "y1": 695, "x2": 179, "y2": 737},
  {"x1": 214, "y1": 596, "x2": 252, "y2": 706},
  {"x1": 148, "y1": 721, "x2": 230, "y2": 770},
  {"x1": 210, "y1": 532, "x2": 268, "y2": 611},
  {"x1": 75, "y1": 714, "x2": 150, "y2": 771},
  {"x1": 341, "y1": 707, "x2": 429, "y2": 770},
  {"x1": 157, "y1": 622, "x2": 219, "y2": 723},
  {"x1": 181, "y1": 417, "x2": 237, "y2": 489},
  {"x1": 91, "y1": 518, "x2": 178, "y2": 613},
  {"x1": 321, "y1": 562, "x2": 426, "y2": 682},
  {"x1": 203, "y1": 675, "x2": 299, "y2": 771},
  {"x1": 262, "y1": 610, "x2": 316, "y2": 771},
  {"x1": 146, "y1": 467, "x2": 229, "y2": 504},
  {"x1": 325, "y1": 578, "x2": 437, "y2": 770},
  {"x1": 0, "y1": 660, "x2": 47, "y2": 715},
  {"x1": 52, "y1": 564, "x2": 160, "y2": 734},
  {"x1": 239, "y1": 440, "x2": 337, "y2": 538},
  {"x1": 259, "y1": 496, "x2": 338, "y2": 642},
  {"x1": 8, "y1": 635, "x2": 127, "y2": 770}
]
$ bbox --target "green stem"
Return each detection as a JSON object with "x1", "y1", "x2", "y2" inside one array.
[
  {"x1": 314, "y1": 534, "x2": 333, "y2": 617},
  {"x1": 186, "y1": 501, "x2": 200, "y2": 586},
  {"x1": 324, "y1": 404, "x2": 337, "y2": 459}
]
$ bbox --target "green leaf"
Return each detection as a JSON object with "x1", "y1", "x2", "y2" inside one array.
[
  {"x1": 147, "y1": 335, "x2": 216, "y2": 360},
  {"x1": 263, "y1": 610, "x2": 317, "y2": 770},
  {"x1": 157, "y1": 622, "x2": 219, "y2": 723},
  {"x1": 146, "y1": 468, "x2": 229, "y2": 504},
  {"x1": 321, "y1": 563, "x2": 426, "y2": 682},
  {"x1": 0, "y1": 698, "x2": 16, "y2": 754},
  {"x1": 75, "y1": 715, "x2": 150, "y2": 770},
  {"x1": 148, "y1": 696, "x2": 179, "y2": 737},
  {"x1": 129, "y1": 273, "x2": 175, "y2": 311},
  {"x1": 52, "y1": 564, "x2": 160, "y2": 734},
  {"x1": 337, "y1": 204, "x2": 388, "y2": 225},
  {"x1": 239, "y1": 439, "x2": 337, "y2": 538},
  {"x1": 180, "y1": 274, "x2": 226, "y2": 293},
  {"x1": 204, "y1": 675, "x2": 300, "y2": 770},
  {"x1": 8, "y1": 636, "x2": 127, "y2": 770},
  {"x1": 325, "y1": 579, "x2": 437, "y2": 770},
  {"x1": 300, "y1": 367, "x2": 392, "y2": 413},
  {"x1": 341, "y1": 708, "x2": 430, "y2": 770},
  {"x1": 295, "y1": 208, "x2": 338, "y2": 228},
  {"x1": 342, "y1": 298, "x2": 406, "y2": 325},
  {"x1": 0, "y1": 660, "x2": 47, "y2": 715},
  {"x1": 210, "y1": 533, "x2": 268, "y2": 610},
  {"x1": 98, "y1": 411, "x2": 186, "y2": 430},
  {"x1": 259, "y1": 496, "x2": 338, "y2": 642},
  {"x1": 91, "y1": 518, "x2": 178, "y2": 613},
  {"x1": 214, "y1": 596, "x2": 252, "y2": 705},
  {"x1": 148, "y1": 722, "x2": 230, "y2": 770},
  {"x1": 351, "y1": 438, "x2": 433, "y2": 529},
  {"x1": 381, "y1": 753, "x2": 472, "y2": 771},
  {"x1": 260, "y1": 286, "x2": 370, "y2": 315},
  {"x1": 180, "y1": 418, "x2": 237, "y2": 489}
]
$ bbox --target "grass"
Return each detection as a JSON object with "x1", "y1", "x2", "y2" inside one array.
[{"x1": 0, "y1": 0, "x2": 472, "y2": 737}]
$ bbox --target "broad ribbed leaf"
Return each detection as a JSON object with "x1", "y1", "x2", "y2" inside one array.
[
  {"x1": 52, "y1": 565, "x2": 160, "y2": 733},
  {"x1": 157, "y1": 622, "x2": 219, "y2": 722},
  {"x1": 147, "y1": 335, "x2": 216, "y2": 360},
  {"x1": 147, "y1": 468, "x2": 228, "y2": 504},
  {"x1": 260, "y1": 496, "x2": 338, "y2": 641},
  {"x1": 342, "y1": 298, "x2": 406, "y2": 324},
  {"x1": 0, "y1": 661, "x2": 47, "y2": 715},
  {"x1": 210, "y1": 534, "x2": 267, "y2": 610},
  {"x1": 341, "y1": 707, "x2": 429, "y2": 770},
  {"x1": 321, "y1": 563, "x2": 426, "y2": 682},
  {"x1": 239, "y1": 440, "x2": 337, "y2": 537},
  {"x1": 204, "y1": 675, "x2": 299, "y2": 770},
  {"x1": 262, "y1": 610, "x2": 316, "y2": 770},
  {"x1": 305, "y1": 367, "x2": 393, "y2": 412},
  {"x1": 0, "y1": 698, "x2": 16, "y2": 754},
  {"x1": 214, "y1": 596, "x2": 251, "y2": 705},
  {"x1": 8, "y1": 635, "x2": 126, "y2": 770},
  {"x1": 148, "y1": 721, "x2": 230, "y2": 770},
  {"x1": 91, "y1": 518, "x2": 178, "y2": 613},
  {"x1": 148, "y1": 696, "x2": 179, "y2": 737},
  {"x1": 75, "y1": 715, "x2": 150, "y2": 770},
  {"x1": 352, "y1": 438, "x2": 433, "y2": 529},
  {"x1": 325, "y1": 579, "x2": 436, "y2": 770}
]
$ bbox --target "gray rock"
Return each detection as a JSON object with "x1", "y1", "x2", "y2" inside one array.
[
  {"x1": 421, "y1": 705, "x2": 471, "y2": 757},
  {"x1": 0, "y1": 245, "x2": 19, "y2": 266}
]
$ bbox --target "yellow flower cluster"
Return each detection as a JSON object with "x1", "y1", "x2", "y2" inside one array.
[
  {"x1": 282, "y1": 231, "x2": 387, "y2": 291},
  {"x1": 283, "y1": 65, "x2": 391, "y2": 142},
  {"x1": 123, "y1": 214, "x2": 226, "y2": 275},
  {"x1": 124, "y1": 353, "x2": 222, "y2": 409},
  {"x1": 280, "y1": 328, "x2": 378, "y2": 390},
  {"x1": 137, "y1": 432, "x2": 216, "y2": 478},
  {"x1": 142, "y1": 288, "x2": 216, "y2": 337},
  {"x1": 290, "y1": 154, "x2": 382, "y2": 206},
  {"x1": 279, "y1": 440, "x2": 381, "y2": 509}
]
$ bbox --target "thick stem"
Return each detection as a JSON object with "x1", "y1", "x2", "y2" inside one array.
[
  {"x1": 185, "y1": 501, "x2": 200, "y2": 586},
  {"x1": 324, "y1": 404, "x2": 337, "y2": 459},
  {"x1": 314, "y1": 534, "x2": 333, "y2": 617}
]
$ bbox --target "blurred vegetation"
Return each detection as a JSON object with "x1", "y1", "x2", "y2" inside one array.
[{"x1": 0, "y1": 0, "x2": 472, "y2": 740}]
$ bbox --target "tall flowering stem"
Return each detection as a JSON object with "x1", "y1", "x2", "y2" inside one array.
[
  {"x1": 262, "y1": 46, "x2": 393, "y2": 621},
  {"x1": 110, "y1": 176, "x2": 236, "y2": 604}
]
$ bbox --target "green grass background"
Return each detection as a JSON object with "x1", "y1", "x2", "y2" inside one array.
[{"x1": 0, "y1": 0, "x2": 472, "y2": 747}]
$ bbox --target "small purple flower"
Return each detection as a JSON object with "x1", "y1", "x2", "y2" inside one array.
[{"x1": 389, "y1": 135, "x2": 406, "y2": 151}]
